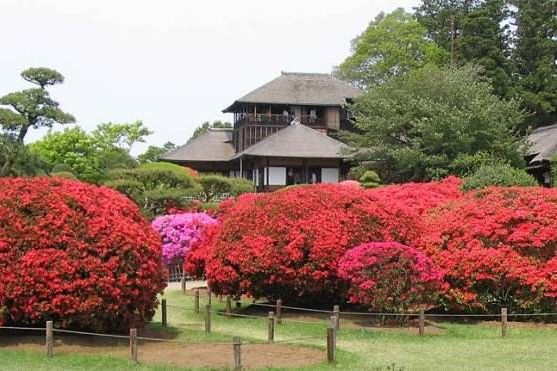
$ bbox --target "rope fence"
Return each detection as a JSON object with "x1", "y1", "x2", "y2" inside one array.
[{"x1": 0, "y1": 323, "x2": 332, "y2": 369}]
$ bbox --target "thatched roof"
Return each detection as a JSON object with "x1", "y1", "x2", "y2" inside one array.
[
  {"x1": 528, "y1": 124, "x2": 557, "y2": 164},
  {"x1": 223, "y1": 72, "x2": 362, "y2": 112},
  {"x1": 160, "y1": 129, "x2": 235, "y2": 162},
  {"x1": 235, "y1": 122, "x2": 349, "y2": 159}
]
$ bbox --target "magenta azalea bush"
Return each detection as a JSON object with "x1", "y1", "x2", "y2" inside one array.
[
  {"x1": 152, "y1": 212, "x2": 217, "y2": 264},
  {"x1": 338, "y1": 242, "x2": 445, "y2": 313}
]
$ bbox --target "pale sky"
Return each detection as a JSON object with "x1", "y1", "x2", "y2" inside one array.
[{"x1": 0, "y1": 0, "x2": 418, "y2": 154}]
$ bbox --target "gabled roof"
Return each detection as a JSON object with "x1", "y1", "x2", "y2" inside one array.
[
  {"x1": 223, "y1": 72, "x2": 362, "y2": 112},
  {"x1": 527, "y1": 123, "x2": 557, "y2": 164},
  {"x1": 160, "y1": 129, "x2": 235, "y2": 162},
  {"x1": 235, "y1": 122, "x2": 349, "y2": 159}
]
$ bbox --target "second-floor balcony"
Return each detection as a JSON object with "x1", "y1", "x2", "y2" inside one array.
[{"x1": 235, "y1": 113, "x2": 327, "y2": 128}]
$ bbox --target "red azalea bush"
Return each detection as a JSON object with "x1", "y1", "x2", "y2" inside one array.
[
  {"x1": 188, "y1": 184, "x2": 434, "y2": 303},
  {"x1": 338, "y1": 242, "x2": 444, "y2": 313},
  {"x1": 0, "y1": 177, "x2": 167, "y2": 331},
  {"x1": 423, "y1": 187, "x2": 557, "y2": 311},
  {"x1": 367, "y1": 176, "x2": 462, "y2": 215}
]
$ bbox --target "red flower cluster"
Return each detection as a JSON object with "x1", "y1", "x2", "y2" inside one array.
[
  {"x1": 0, "y1": 177, "x2": 167, "y2": 331},
  {"x1": 187, "y1": 182, "x2": 457, "y2": 303},
  {"x1": 338, "y1": 242, "x2": 444, "y2": 312},
  {"x1": 423, "y1": 187, "x2": 557, "y2": 311}
]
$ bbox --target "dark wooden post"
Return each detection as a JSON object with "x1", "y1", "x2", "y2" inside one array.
[
  {"x1": 419, "y1": 309, "x2": 425, "y2": 336},
  {"x1": 194, "y1": 290, "x2": 200, "y2": 314},
  {"x1": 129, "y1": 328, "x2": 138, "y2": 364},
  {"x1": 205, "y1": 304, "x2": 211, "y2": 332},
  {"x1": 207, "y1": 285, "x2": 212, "y2": 305},
  {"x1": 327, "y1": 326, "x2": 335, "y2": 363},
  {"x1": 236, "y1": 300, "x2": 242, "y2": 309},
  {"x1": 161, "y1": 299, "x2": 167, "y2": 327},
  {"x1": 268, "y1": 311, "x2": 275, "y2": 342},
  {"x1": 233, "y1": 336, "x2": 242, "y2": 370},
  {"x1": 276, "y1": 299, "x2": 282, "y2": 324},
  {"x1": 501, "y1": 307, "x2": 508, "y2": 337},
  {"x1": 180, "y1": 274, "x2": 186, "y2": 294},
  {"x1": 333, "y1": 305, "x2": 340, "y2": 330},
  {"x1": 46, "y1": 321, "x2": 53, "y2": 357},
  {"x1": 226, "y1": 296, "x2": 232, "y2": 318}
]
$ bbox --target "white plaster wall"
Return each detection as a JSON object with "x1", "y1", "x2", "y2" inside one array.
[
  {"x1": 266, "y1": 167, "x2": 286, "y2": 185},
  {"x1": 322, "y1": 168, "x2": 339, "y2": 183}
]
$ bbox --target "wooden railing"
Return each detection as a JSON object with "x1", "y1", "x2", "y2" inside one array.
[{"x1": 235, "y1": 113, "x2": 326, "y2": 128}]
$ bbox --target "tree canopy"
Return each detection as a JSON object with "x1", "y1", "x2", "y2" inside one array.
[
  {"x1": 30, "y1": 121, "x2": 152, "y2": 183},
  {"x1": 345, "y1": 64, "x2": 526, "y2": 183},
  {"x1": 0, "y1": 67, "x2": 75, "y2": 176},
  {"x1": 336, "y1": 8, "x2": 447, "y2": 89}
]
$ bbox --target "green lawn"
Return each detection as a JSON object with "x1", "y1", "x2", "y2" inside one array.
[{"x1": 1, "y1": 288, "x2": 557, "y2": 370}]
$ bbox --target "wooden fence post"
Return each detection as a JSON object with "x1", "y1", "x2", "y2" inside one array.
[
  {"x1": 194, "y1": 289, "x2": 200, "y2": 314},
  {"x1": 129, "y1": 328, "x2": 138, "y2": 364},
  {"x1": 327, "y1": 326, "x2": 335, "y2": 363},
  {"x1": 207, "y1": 285, "x2": 212, "y2": 305},
  {"x1": 161, "y1": 299, "x2": 167, "y2": 327},
  {"x1": 205, "y1": 303, "x2": 212, "y2": 333},
  {"x1": 226, "y1": 296, "x2": 232, "y2": 318},
  {"x1": 268, "y1": 311, "x2": 275, "y2": 342},
  {"x1": 276, "y1": 299, "x2": 282, "y2": 324},
  {"x1": 501, "y1": 307, "x2": 508, "y2": 337},
  {"x1": 333, "y1": 305, "x2": 340, "y2": 330},
  {"x1": 46, "y1": 321, "x2": 53, "y2": 357},
  {"x1": 233, "y1": 336, "x2": 242, "y2": 370},
  {"x1": 180, "y1": 275, "x2": 186, "y2": 294},
  {"x1": 418, "y1": 309, "x2": 425, "y2": 336}
]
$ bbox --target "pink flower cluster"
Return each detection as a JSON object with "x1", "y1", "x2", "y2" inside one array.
[
  {"x1": 338, "y1": 242, "x2": 445, "y2": 312},
  {"x1": 152, "y1": 212, "x2": 217, "y2": 265}
]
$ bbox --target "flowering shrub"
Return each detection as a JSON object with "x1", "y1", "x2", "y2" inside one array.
[
  {"x1": 190, "y1": 184, "x2": 433, "y2": 303},
  {"x1": 0, "y1": 177, "x2": 167, "y2": 331},
  {"x1": 423, "y1": 187, "x2": 557, "y2": 311},
  {"x1": 151, "y1": 212, "x2": 217, "y2": 265},
  {"x1": 338, "y1": 242, "x2": 444, "y2": 312},
  {"x1": 368, "y1": 176, "x2": 462, "y2": 215}
]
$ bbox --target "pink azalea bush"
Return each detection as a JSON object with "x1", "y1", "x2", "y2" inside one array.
[
  {"x1": 152, "y1": 212, "x2": 217, "y2": 264},
  {"x1": 338, "y1": 242, "x2": 445, "y2": 313}
]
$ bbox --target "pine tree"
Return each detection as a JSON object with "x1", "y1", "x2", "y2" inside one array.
[
  {"x1": 512, "y1": 0, "x2": 557, "y2": 127},
  {"x1": 415, "y1": 0, "x2": 512, "y2": 97}
]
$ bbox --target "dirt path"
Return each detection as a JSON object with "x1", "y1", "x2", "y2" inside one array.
[{"x1": 0, "y1": 334, "x2": 324, "y2": 369}]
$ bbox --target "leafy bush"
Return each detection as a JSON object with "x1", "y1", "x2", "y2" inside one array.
[
  {"x1": 0, "y1": 177, "x2": 166, "y2": 331},
  {"x1": 198, "y1": 174, "x2": 232, "y2": 202},
  {"x1": 229, "y1": 177, "x2": 255, "y2": 196},
  {"x1": 197, "y1": 174, "x2": 254, "y2": 202},
  {"x1": 359, "y1": 170, "x2": 381, "y2": 188},
  {"x1": 51, "y1": 171, "x2": 77, "y2": 179},
  {"x1": 422, "y1": 186, "x2": 557, "y2": 311},
  {"x1": 187, "y1": 184, "x2": 447, "y2": 303},
  {"x1": 338, "y1": 242, "x2": 444, "y2": 313},
  {"x1": 51, "y1": 163, "x2": 75, "y2": 174},
  {"x1": 462, "y1": 163, "x2": 537, "y2": 191},
  {"x1": 105, "y1": 162, "x2": 200, "y2": 217},
  {"x1": 151, "y1": 213, "x2": 217, "y2": 265}
]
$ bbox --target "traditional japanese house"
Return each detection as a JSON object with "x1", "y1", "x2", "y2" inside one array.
[{"x1": 161, "y1": 72, "x2": 361, "y2": 191}]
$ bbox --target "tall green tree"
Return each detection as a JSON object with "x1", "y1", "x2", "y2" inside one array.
[
  {"x1": 345, "y1": 65, "x2": 526, "y2": 183},
  {"x1": 30, "y1": 121, "x2": 151, "y2": 183},
  {"x1": 415, "y1": 0, "x2": 512, "y2": 96},
  {"x1": 336, "y1": 8, "x2": 447, "y2": 89},
  {"x1": 138, "y1": 142, "x2": 177, "y2": 164},
  {"x1": 511, "y1": 0, "x2": 557, "y2": 127},
  {"x1": 0, "y1": 67, "x2": 75, "y2": 176}
]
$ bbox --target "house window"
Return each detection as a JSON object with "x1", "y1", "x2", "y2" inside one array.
[
  {"x1": 286, "y1": 167, "x2": 304, "y2": 185},
  {"x1": 286, "y1": 167, "x2": 322, "y2": 185}
]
